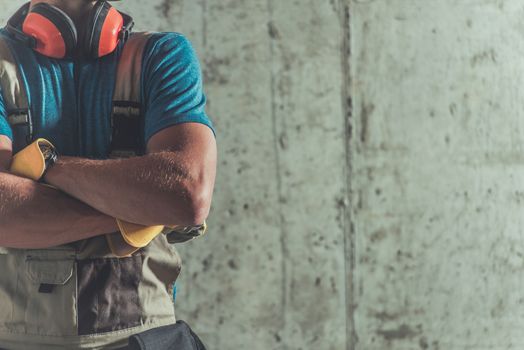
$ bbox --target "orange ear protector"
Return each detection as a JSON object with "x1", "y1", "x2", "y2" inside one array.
[{"x1": 7, "y1": 1, "x2": 134, "y2": 59}]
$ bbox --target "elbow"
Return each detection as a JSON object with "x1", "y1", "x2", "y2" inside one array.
[
  {"x1": 163, "y1": 181, "x2": 213, "y2": 227},
  {"x1": 188, "y1": 192, "x2": 211, "y2": 226},
  {"x1": 182, "y1": 164, "x2": 215, "y2": 226},
  {"x1": 185, "y1": 183, "x2": 212, "y2": 226}
]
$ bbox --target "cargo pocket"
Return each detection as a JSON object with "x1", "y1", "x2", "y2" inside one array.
[
  {"x1": 22, "y1": 249, "x2": 77, "y2": 336},
  {"x1": 77, "y1": 254, "x2": 144, "y2": 335}
]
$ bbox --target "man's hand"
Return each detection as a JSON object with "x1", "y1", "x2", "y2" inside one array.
[{"x1": 44, "y1": 122, "x2": 217, "y2": 227}]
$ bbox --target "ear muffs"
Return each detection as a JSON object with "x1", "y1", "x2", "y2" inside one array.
[
  {"x1": 6, "y1": 1, "x2": 133, "y2": 59},
  {"x1": 22, "y1": 3, "x2": 77, "y2": 59},
  {"x1": 83, "y1": 0, "x2": 124, "y2": 58}
]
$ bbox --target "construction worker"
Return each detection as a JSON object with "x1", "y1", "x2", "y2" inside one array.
[{"x1": 0, "y1": 0, "x2": 217, "y2": 349}]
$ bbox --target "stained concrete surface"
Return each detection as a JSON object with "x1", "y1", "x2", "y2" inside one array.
[
  {"x1": 2, "y1": 0, "x2": 523, "y2": 349},
  {"x1": 351, "y1": 1, "x2": 524, "y2": 349}
]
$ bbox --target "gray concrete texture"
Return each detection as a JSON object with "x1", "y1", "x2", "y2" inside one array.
[{"x1": 1, "y1": 0, "x2": 522, "y2": 349}]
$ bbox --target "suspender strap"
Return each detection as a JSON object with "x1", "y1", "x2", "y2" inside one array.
[
  {"x1": 110, "y1": 32, "x2": 153, "y2": 158},
  {"x1": 0, "y1": 35, "x2": 33, "y2": 149},
  {"x1": 114, "y1": 32, "x2": 153, "y2": 104}
]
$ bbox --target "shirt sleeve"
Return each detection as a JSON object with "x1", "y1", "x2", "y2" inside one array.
[
  {"x1": 0, "y1": 87, "x2": 13, "y2": 141},
  {"x1": 141, "y1": 32, "x2": 214, "y2": 144}
]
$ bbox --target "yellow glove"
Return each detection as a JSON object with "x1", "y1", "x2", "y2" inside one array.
[
  {"x1": 116, "y1": 219, "x2": 165, "y2": 248},
  {"x1": 10, "y1": 138, "x2": 57, "y2": 181},
  {"x1": 106, "y1": 220, "x2": 164, "y2": 257},
  {"x1": 107, "y1": 221, "x2": 208, "y2": 257}
]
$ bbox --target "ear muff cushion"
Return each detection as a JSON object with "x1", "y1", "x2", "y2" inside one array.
[
  {"x1": 26, "y1": 3, "x2": 77, "y2": 58},
  {"x1": 97, "y1": 7, "x2": 124, "y2": 57},
  {"x1": 22, "y1": 13, "x2": 66, "y2": 58}
]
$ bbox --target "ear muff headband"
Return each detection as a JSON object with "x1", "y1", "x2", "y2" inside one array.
[
  {"x1": 6, "y1": 3, "x2": 38, "y2": 48},
  {"x1": 26, "y1": 3, "x2": 77, "y2": 58},
  {"x1": 83, "y1": 0, "x2": 107, "y2": 57}
]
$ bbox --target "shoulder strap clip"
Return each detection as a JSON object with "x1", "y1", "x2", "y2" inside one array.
[{"x1": 7, "y1": 107, "x2": 33, "y2": 144}]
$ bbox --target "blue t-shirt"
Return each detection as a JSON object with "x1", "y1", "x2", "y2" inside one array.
[{"x1": 0, "y1": 29, "x2": 214, "y2": 158}]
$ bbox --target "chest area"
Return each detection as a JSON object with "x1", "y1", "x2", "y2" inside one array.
[{"x1": 16, "y1": 54, "x2": 118, "y2": 158}]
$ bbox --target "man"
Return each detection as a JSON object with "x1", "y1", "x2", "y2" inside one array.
[{"x1": 0, "y1": 0, "x2": 216, "y2": 349}]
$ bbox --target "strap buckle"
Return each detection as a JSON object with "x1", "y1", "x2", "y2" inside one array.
[
  {"x1": 7, "y1": 108, "x2": 33, "y2": 144},
  {"x1": 109, "y1": 101, "x2": 143, "y2": 158}
]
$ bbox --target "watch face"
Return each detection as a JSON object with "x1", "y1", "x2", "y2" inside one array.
[
  {"x1": 39, "y1": 141, "x2": 58, "y2": 171},
  {"x1": 40, "y1": 143, "x2": 55, "y2": 160}
]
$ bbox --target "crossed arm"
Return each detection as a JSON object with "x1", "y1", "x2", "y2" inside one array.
[{"x1": 0, "y1": 123, "x2": 217, "y2": 249}]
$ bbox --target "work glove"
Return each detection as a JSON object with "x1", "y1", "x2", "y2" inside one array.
[
  {"x1": 107, "y1": 221, "x2": 208, "y2": 257},
  {"x1": 107, "y1": 221, "x2": 164, "y2": 257},
  {"x1": 10, "y1": 138, "x2": 57, "y2": 181}
]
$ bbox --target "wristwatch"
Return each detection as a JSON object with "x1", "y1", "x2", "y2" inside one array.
[{"x1": 39, "y1": 142, "x2": 58, "y2": 182}]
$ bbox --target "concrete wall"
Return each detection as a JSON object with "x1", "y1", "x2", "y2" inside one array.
[
  {"x1": 351, "y1": 1, "x2": 524, "y2": 349},
  {"x1": 3, "y1": 0, "x2": 524, "y2": 349}
]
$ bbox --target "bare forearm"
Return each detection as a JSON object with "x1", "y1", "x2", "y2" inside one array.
[
  {"x1": 0, "y1": 172, "x2": 118, "y2": 248},
  {"x1": 44, "y1": 152, "x2": 206, "y2": 226}
]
